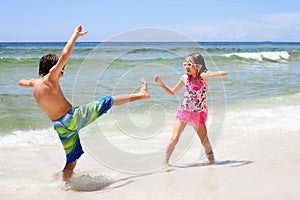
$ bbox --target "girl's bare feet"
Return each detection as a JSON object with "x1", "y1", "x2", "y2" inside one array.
[{"x1": 206, "y1": 150, "x2": 215, "y2": 164}]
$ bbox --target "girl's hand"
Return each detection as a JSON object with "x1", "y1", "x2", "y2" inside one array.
[{"x1": 154, "y1": 75, "x2": 162, "y2": 84}]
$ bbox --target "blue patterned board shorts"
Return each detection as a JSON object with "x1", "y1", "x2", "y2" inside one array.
[{"x1": 52, "y1": 96, "x2": 113, "y2": 164}]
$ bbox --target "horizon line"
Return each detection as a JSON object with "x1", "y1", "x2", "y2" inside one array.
[{"x1": 1, "y1": 40, "x2": 300, "y2": 43}]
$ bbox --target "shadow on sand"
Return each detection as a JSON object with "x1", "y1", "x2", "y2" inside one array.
[
  {"x1": 105, "y1": 159, "x2": 254, "y2": 191},
  {"x1": 172, "y1": 159, "x2": 253, "y2": 168},
  {"x1": 66, "y1": 159, "x2": 253, "y2": 192}
]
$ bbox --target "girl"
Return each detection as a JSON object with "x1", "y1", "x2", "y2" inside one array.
[{"x1": 154, "y1": 52, "x2": 227, "y2": 164}]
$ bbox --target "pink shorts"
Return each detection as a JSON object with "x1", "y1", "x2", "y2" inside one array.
[{"x1": 175, "y1": 106, "x2": 208, "y2": 127}]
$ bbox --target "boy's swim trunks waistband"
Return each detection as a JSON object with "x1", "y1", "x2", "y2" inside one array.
[{"x1": 52, "y1": 96, "x2": 113, "y2": 165}]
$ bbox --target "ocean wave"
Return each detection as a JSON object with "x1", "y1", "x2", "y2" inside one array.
[
  {"x1": 289, "y1": 51, "x2": 300, "y2": 60},
  {"x1": 226, "y1": 93, "x2": 300, "y2": 133},
  {"x1": 227, "y1": 105, "x2": 300, "y2": 133},
  {"x1": 0, "y1": 128, "x2": 58, "y2": 148},
  {"x1": 221, "y1": 51, "x2": 290, "y2": 62},
  {"x1": 110, "y1": 56, "x2": 181, "y2": 63},
  {"x1": 0, "y1": 57, "x2": 39, "y2": 65},
  {"x1": 0, "y1": 57, "x2": 85, "y2": 64},
  {"x1": 1, "y1": 94, "x2": 299, "y2": 149}
]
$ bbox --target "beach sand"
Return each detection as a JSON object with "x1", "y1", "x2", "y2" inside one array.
[
  {"x1": 1, "y1": 126, "x2": 299, "y2": 200},
  {"x1": 94, "y1": 130, "x2": 300, "y2": 200}
]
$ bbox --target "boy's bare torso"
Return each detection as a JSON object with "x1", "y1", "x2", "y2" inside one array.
[{"x1": 32, "y1": 76, "x2": 72, "y2": 120}]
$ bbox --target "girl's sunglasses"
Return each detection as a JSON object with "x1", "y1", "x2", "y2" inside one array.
[{"x1": 183, "y1": 62, "x2": 196, "y2": 67}]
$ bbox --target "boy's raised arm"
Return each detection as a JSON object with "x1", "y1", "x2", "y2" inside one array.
[{"x1": 49, "y1": 25, "x2": 88, "y2": 78}]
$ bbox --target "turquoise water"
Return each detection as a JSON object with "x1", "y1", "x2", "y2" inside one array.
[{"x1": 0, "y1": 42, "x2": 300, "y2": 134}]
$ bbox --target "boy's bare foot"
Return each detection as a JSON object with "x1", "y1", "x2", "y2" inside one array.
[
  {"x1": 139, "y1": 79, "x2": 150, "y2": 100},
  {"x1": 62, "y1": 168, "x2": 73, "y2": 182},
  {"x1": 62, "y1": 161, "x2": 76, "y2": 181}
]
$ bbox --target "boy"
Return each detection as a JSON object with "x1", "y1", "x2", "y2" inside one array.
[{"x1": 18, "y1": 25, "x2": 150, "y2": 181}]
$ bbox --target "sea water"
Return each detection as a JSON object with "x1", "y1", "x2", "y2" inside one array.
[{"x1": 0, "y1": 42, "x2": 300, "y2": 195}]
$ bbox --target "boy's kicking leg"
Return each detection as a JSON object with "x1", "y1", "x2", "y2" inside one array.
[
  {"x1": 112, "y1": 79, "x2": 150, "y2": 106},
  {"x1": 59, "y1": 80, "x2": 149, "y2": 181}
]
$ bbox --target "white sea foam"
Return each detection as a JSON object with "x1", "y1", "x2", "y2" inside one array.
[
  {"x1": 65, "y1": 174, "x2": 112, "y2": 191},
  {"x1": 226, "y1": 95, "x2": 300, "y2": 134},
  {"x1": 0, "y1": 128, "x2": 58, "y2": 148},
  {"x1": 1, "y1": 99, "x2": 299, "y2": 150},
  {"x1": 222, "y1": 51, "x2": 290, "y2": 62}
]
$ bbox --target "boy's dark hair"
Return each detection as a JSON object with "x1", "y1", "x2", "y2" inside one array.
[{"x1": 39, "y1": 54, "x2": 59, "y2": 77}]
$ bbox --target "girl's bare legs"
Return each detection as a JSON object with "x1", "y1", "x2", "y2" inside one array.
[
  {"x1": 112, "y1": 79, "x2": 150, "y2": 106},
  {"x1": 165, "y1": 119, "x2": 187, "y2": 165},
  {"x1": 194, "y1": 125, "x2": 215, "y2": 164}
]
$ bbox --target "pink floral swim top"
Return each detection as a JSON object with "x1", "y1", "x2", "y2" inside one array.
[{"x1": 180, "y1": 75, "x2": 207, "y2": 113}]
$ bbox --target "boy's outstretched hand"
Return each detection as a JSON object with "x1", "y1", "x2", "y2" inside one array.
[{"x1": 75, "y1": 25, "x2": 88, "y2": 37}]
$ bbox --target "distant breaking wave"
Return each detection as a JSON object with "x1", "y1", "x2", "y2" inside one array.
[
  {"x1": 221, "y1": 51, "x2": 290, "y2": 62},
  {"x1": 1, "y1": 51, "x2": 299, "y2": 65}
]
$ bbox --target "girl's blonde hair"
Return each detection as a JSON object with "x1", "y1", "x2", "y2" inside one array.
[{"x1": 186, "y1": 52, "x2": 208, "y2": 76}]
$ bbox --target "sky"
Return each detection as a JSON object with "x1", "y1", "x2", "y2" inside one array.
[{"x1": 1, "y1": 0, "x2": 300, "y2": 42}]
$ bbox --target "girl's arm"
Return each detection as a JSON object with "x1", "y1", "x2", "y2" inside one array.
[
  {"x1": 154, "y1": 75, "x2": 185, "y2": 96},
  {"x1": 202, "y1": 71, "x2": 227, "y2": 79}
]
